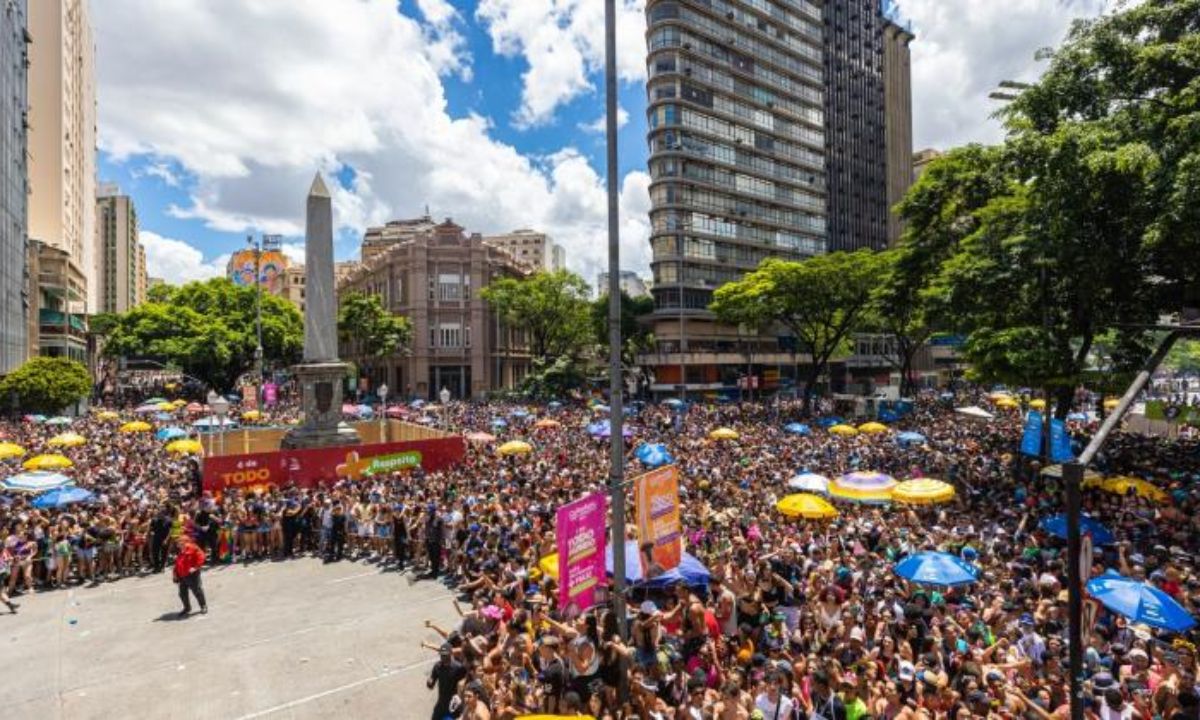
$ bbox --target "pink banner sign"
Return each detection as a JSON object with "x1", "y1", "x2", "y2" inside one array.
[
  {"x1": 263, "y1": 383, "x2": 278, "y2": 407},
  {"x1": 556, "y1": 492, "x2": 607, "y2": 618}
]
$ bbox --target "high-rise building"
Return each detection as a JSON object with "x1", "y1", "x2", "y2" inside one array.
[
  {"x1": 0, "y1": 0, "x2": 31, "y2": 374},
  {"x1": 95, "y1": 184, "x2": 146, "y2": 313},
  {"x1": 823, "y1": 0, "x2": 913, "y2": 251},
  {"x1": 28, "y1": 0, "x2": 95, "y2": 360},
  {"x1": 597, "y1": 271, "x2": 651, "y2": 299},
  {"x1": 483, "y1": 229, "x2": 563, "y2": 272},
  {"x1": 643, "y1": 0, "x2": 913, "y2": 395},
  {"x1": 340, "y1": 219, "x2": 531, "y2": 400},
  {"x1": 361, "y1": 215, "x2": 439, "y2": 263}
]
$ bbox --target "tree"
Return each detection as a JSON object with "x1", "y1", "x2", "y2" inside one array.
[
  {"x1": 1165, "y1": 340, "x2": 1200, "y2": 374},
  {"x1": 481, "y1": 270, "x2": 592, "y2": 363},
  {"x1": 337, "y1": 291, "x2": 412, "y2": 375},
  {"x1": 711, "y1": 251, "x2": 885, "y2": 416},
  {"x1": 0, "y1": 357, "x2": 92, "y2": 414},
  {"x1": 101, "y1": 278, "x2": 303, "y2": 391},
  {"x1": 591, "y1": 291, "x2": 655, "y2": 366}
]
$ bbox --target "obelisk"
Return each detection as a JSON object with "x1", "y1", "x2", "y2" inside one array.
[{"x1": 281, "y1": 173, "x2": 360, "y2": 449}]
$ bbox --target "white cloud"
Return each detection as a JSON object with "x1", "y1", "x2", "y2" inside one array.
[
  {"x1": 475, "y1": 0, "x2": 646, "y2": 127},
  {"x1": 413, "y1": 0, "x2": 472, "y2": 81},
  {"x1": 96, "y1": 0, "x2": 650, "y2": 283},
  {"x1": 580, "y1": 106, "x2": 629, "y2": 134},
  {"x1": 139, "y1": 231, "x2": 229, "y2": 284},
  {"x1": 134, "y1": 161, "x2": 181, "y2": 187}
]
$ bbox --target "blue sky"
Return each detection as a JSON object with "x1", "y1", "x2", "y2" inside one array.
[{"x1": 91, "y1": 0, "x2": 1109, "y2": 286}]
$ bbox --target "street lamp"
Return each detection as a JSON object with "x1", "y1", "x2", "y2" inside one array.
[
  {"x1": 378, "y1": 383, "x2": 389, "y2": 443},
  {"x1": 208, "y1": 391, "x2": 230, "y2": 458}
]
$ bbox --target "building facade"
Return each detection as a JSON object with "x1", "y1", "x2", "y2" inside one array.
[
  {"x1": 912, "y1": 147, "x2": 942, "y2": 181},
  {"x1": 361, "y1": 215, "x2": 439, "y2": 264},
  {"x1": 597, "y1": 270, "x2": 651, "y2": 299},
  {"x1": 0, "y1": 0, "x2": 30, "y2": 374},
  {"x1": 283, "y1": 264, "x2": 306, "y2": 312},
  {"x1": 95, "y1": 185, "x2": 146, "y2": 313},
  {"x1": 883, "y1": 19, "x2": 914, "y2": 244},
  {"x1": 482, "y1": 229, "x2": 564, "y2": 272},
  {"x1": 339, "y1": 220, "x2": 531, "y2": 401}
]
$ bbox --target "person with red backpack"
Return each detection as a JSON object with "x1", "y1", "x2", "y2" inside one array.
[{"x1": 173, "y1": 537, "x2": 208, "y2": 618}]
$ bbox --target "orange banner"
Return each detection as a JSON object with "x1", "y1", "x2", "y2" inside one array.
[{"x1": 634, "y1": 465, "x2": 682, "y2": 574}]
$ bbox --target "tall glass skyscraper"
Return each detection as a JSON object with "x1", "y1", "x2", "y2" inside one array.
[{"x1": 0, "y1": 0, "x2": 30, "y2": 374}]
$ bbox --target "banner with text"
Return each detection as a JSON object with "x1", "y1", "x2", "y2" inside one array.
[
  {"x1": 555, "y1": 493, "x2": 607, "y2": 616},
  {"x1": 634, "y1": 465, "x2": 683, "y2": 574},
  {"x1": 1020, "y1": 411, "x2": 1043, "y2": 457},
  {"x1": 1049, "y1": 418, "x2": 1074, "y2": 463}
]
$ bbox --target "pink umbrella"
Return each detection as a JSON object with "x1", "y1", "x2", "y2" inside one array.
[
  {"x1": 466, "y1": 431, "x2": 496, "y2": 443},
  {"x1": 341, "y1": 403, "x2": 357, "y2": 415},
  {"x1": 385, "y1": 406, "x2": 406, "y2": 418}
]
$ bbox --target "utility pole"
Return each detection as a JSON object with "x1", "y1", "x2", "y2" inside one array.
[
  {"x1": 247, "y1": 234, "x2": 281, "y2": 407},
  {"x1": 603, "y1": 0, "x2": 628, "y2": 649}
]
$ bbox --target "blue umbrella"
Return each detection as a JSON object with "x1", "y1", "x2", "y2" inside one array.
[
  {"x1": 156, "y1": 426, "x2": 188, "y2": 441},
  {"x1": 662, "y1": 398, "x2": 684, "y2": 408},
  {"x1": 1086, "y1": 572, "x2": 1196, "y2": 633},
  {"x1": 2, "y1": 471, "x2": 72, "y2": 494},
  {"x1": 490, "y1": 418, "x2": 508, "y2": 428},
  {"x1": 1039, "y1": 514, "x2": 1115, "y2": 545},
  {"x1": 878, "y1": 409, "x2": 900, "y2": 423},
  {"x1": 814, "y1": 416, "x2": 843, "y2": 429},
  {"x1": 636, "y1": 443, "x2": 674, "y2": 468},
  {"x1": 154, "y1": 412, "x2": 174, "y2": 422},
  {"x1": 605, "y1": 540, "x2": 711, "y2": 588},
  {"x1": 510, "y1": 408, "x2": 531, "y2": 419},
  {"x1": 783, "y1": 422, "x2": 811, "y2": 436},
  {"x1": 356, "y1": 404, "x2": 374, "y2": 417},
  {"x1": 1067, "y1": 412, "x2": 1090, "y2": 422},
  {"x1": 410, "y1": 399, "x2": 426, "y2": 408},
  {"x1": 32, "y1": 486, "x2": 95, "y2": 509},
  {"x1": 894, "y1": 551, "x2": 979, "y2": 586},
  {"x1": 896, "y1": 431, "x2": 927, "y2": 446}
]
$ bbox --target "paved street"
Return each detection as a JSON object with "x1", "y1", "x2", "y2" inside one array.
[{"x1": 0, "y1": 559, "x2": 457, "y2": 720}]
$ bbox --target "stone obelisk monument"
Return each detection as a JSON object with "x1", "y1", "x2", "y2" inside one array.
[{"x1": 281, "y1": 174, "x2": 361, "y2": 449}]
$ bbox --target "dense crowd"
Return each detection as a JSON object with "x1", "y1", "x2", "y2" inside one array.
[{"x1": 1, "y1": 389, "x2": 1199, "y2": 719}]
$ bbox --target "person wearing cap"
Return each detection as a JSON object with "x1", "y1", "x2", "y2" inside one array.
[{"x1": 426, "y1": 643, "x2": 466, "y2": 720}]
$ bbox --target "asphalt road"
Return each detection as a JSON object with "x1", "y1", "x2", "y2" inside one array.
[{"x1": 0, "y1": 557, "x2": 457, "y2": 720}]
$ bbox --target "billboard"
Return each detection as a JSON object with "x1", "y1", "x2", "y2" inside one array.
[
  {"x1": 556, "y1": 493, "x2": 607, "y2": 617},
  {"x1": 227, "y1": 249, "x2": 288, "y2": 296}
]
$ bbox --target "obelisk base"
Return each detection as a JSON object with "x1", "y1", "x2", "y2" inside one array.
[{"x1": 281, "y1": 362, "x2": 361, "y2": 450}]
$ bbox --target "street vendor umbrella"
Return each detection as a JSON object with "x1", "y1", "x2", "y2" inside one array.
[
  {"x1": 1039, "y1": 513, "x2": 1115, "y2": 545},
  {"x1": 32, "y1": 486, "x2": 94, "y2": 509},
  {"x1": 788, "y1": 472, "x2": 829, "y2": 493},
  {"x1": 1097, "y1": 476, "x2": 1169, "y2": 503},
  {"x1": 498, "y1": 440, "x2": 533, "y2": 456},
  {"x1": 120, "y1": 420, "x2": 153, "y2": 433},
  {"x1": 143, "y1": 397, "x2": 168, "y2": 405},
  {"x1": 829, "y1": 424, "x2": 858, "y2": 437},
  {"x1": 994, "y1": 397, "x2": 1020, "y2": 409},
  {"x1": 783, "y1": 423, "x2": 811, "y2": 436},
  {"x1": 0, "y1": 442, "x2": 26, "y2": 459},
  {"x1": 858, "y1": 422, "x2": 889, "y2": 434},
  {"x1": 465, "y1": 431, "x2": 496, "y2": 444},
  {"x1": 135, "y1": 404, "x2": 160, "y2": 414},
  {"x1": 635, "y1": 443, "x2": 673, "y2": 468},
  {"x1": 1086, "y1": 572, "x2": 1196, "y2": 633},
  {"x1": 830, "y1": 471, "x2": 896, "y2": 504},
  {"x1": 1, "y1": 471, "x2": 71, "y2": 494},
  {"x1": 45, "y1": 416, "x2": 72, "y2": 426},
  {"x1": 709, "y1": 427, "x2": 739, "y2": 440},
  {"x1": 534, "y1": 418, "x2": 561, "y2": 430},
  {"x1": 510, "y1": 408, "x2": 531, "y2": 418},
  {"x1": 46, "y1": 433, "x2": 86, "y2": 448},
  {"x1": 776, "y1": 493, "x2": 838, "y2": 519},
  {"x1": 156, "y1": 402, "x2": 175, "y2": 411},
  {"x1": 192, "y1": 416, "x2": 237, "y2": 430},
  {"x1": 156, "y1": 426, "x2": 188, "y2": 441},
  {"x1": 184, "y1": 402, "x2": 204, "y2": 414},
  {"x1": 23, "y1": 454, "x2": 73, "y2": 471},
  {"x1": 896, "y1": 431, "x2": 927, "y2": 446},
  {"x1": 166, "y1": 439, "x2": 204, "y2": 455},
  {"x1": 894, "y1": 551, "x2": 979, "y2": 587},
  {"x1": 96, "y1": 410, "x2": 120, "y2": 421},
  {"x1": 1029, "y1": 399, "x2": 1046, "y2": 410},
  {"x1": 814, "y1": 416, "x2": 843, "y2": 428},
  {"x1": 892, "y1": 479, "x2": 956, "y2": 505}
]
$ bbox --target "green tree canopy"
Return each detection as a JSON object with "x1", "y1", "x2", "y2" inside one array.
[
  {"x1": 591, "y1": 291, "x2": 655, "y2": 366},
  {"x1": 101, "y1": 278, "x2": 302, "y2": 391},
  {"x1": 711, "y1": 251, "x2": 885, "y2": 415},
  {"x1": 481, "y1": 270, "x2": 592, "y2": 363},
  {"x1": 338, "y1": 291, "x2": 412, "y2": 363},
  {"x1": 0, "y1": 357, "x2": 92, "y2": 414}
]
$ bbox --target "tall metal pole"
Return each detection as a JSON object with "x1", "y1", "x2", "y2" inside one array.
[
  {"x1": 253, "y1": 236, "x2": 264, "y2": 406},
  {"x1": 603, "y1": 0, "x2": 628, "y2": 643}
]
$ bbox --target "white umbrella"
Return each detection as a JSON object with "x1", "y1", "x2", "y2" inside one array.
[
  {"x1": 954, "y1": 406, "x2": 995, "y2": 420},
  {"x1": 788, "y1": 473, "x2": 830, "y2": 494},
  {"x1": 2, "y1": 471, "x2": 73, "y2": 494}
]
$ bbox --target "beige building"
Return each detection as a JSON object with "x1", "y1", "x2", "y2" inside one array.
[
  {"x1": 283, "y1": 264, "x2": 306, "y2": 312},
  {"x1": 913, "y1": 148, "x2": 943, "y2": 181},
  {"x1": 28, "y1": 0, "x2": 96, "y2": 320},
  {"x1": 339, "y1": 219, "x2": 530, "y2": 400},
  {"x1": 884, "y1": 23, "x2": 916, "y2": 245},
  {"x1": 361, "y1": 215, "x2": 439, "y2": 263},
  {"x1": 95, "y1": 185, "x2": 146, "y2": 313},
  {"x1": 482, "y1": 229, "x2": 564, "y2": 272}
]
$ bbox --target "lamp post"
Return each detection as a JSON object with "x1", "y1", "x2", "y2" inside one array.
[
  {"x1": 208, "y1": 392, "x2": 230, "y2": 458},
  {"x1": 378, "y1": 383, "x2": 389, "y2": 443}
]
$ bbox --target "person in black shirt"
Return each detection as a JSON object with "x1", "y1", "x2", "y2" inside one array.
[
  {"x1": 426, "y1": 645, "x2": 466, "y2": 720},
  {"x1": 392, "y1": 505, "x2": 408, "y2": 568},
  {"x1": 194, "y1": 502, "x2": 217, "y2": 563},
  {"x1": 424, "y1": 504, "x2": 444, "y2": 578},
  {"x1": 326, "y1": 503, "x2": 346, "y2": 562},
  {"x1": 149, "y1": 507, "x2": 172, "y2": 573},
  {"x1": 281, "y1": 500, "x2": 300, "y2": 558}
]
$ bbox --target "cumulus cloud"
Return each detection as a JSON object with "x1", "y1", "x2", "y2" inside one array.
[
  {"x1": 475, "y1": 0, "x2": 646, "y2": 127},
  {"x1": 580, "y1": 106, "x2": 629, "y2": 134},
  {"x1": 95, "y1": 0, "x2": 650, "y2": 283},
  {"x1": 140, "y1": 231, "x2": 229, "y2": 284}
]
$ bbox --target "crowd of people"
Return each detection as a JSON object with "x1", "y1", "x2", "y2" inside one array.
[{"x1": 1, "y1": 387, "x2": 1199, "y2": 719}]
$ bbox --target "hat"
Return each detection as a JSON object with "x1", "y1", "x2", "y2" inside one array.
[
  {"x1": 1019, "y1": 613, "x2": 1035, "y2": 626},
  {"x1": 639, "y1": 600, "x2": 657, "y2": 615},
  {"x1": 1130, "y1": 553, "x2": 1146, "y2": 565},
  {"x1": 850, "y1": 626, "x2": 865, "y2": 642},
  {"x1": 1091, "y1": 672, "x2": 1115, "y2": 689},
  {"x1": 897, "y1": 661, "x2": 915, "y2": 682}
]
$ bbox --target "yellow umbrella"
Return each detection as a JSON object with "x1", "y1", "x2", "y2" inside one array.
[
  {"x1": 537, "y1": 553, "x2": 560, "y2": 581},
  {"x1": 47, "y1": 432, "x2": 86, "y2": 448},
  {"x1": 1099, "y1": 476, "x2": 1168, "y2": 503},
  {"x1": 534, "y1": 418, "x2": 561, "y2": 429},
  {"x1": 1028, "y1": 399, "x2": 1046, "y2": 410},
  {"x1": 776, "y1": 493, "x2": 839, "y2": 519},
  {"x1": 988, "y1": 391, "x2": 1012, "y2": 401},
  {"x1": 1041, "y1": 464, "x2": 1103, "y2": 483},
  {"x1": 829, "y1": 471, "x2": 896, "y2": 503},
  {"x1": 156, "y1": 402, "x2": 175, "y2": 411},
  {"x1": 0, "y1": 442, "x2": 26, "y2": 459},
  {"x1": 166, "y1": 439, "x2": 204, "y2": 456},
  {"x1": 23, "y1": 454, "x2": 74, "y2": 471},
  {"x1": 858, "y1": 422, "x2": 889, "y2": 434},
  {"x1": 892, "y1": 478, "x2": 956, "y2": 505},
  {"x1": 241, "y1": 410, "x2": 262, "y2": 421},
  {"x1": 1103, "y1": 398, "x2": 1120, "y2": 410},
  {"x1": 829, "y1": 424, "x2": 858, "y2": 436},
  {"x1": 96, "y1": 410, "x2": 120, "y2": 421},
  {"x1": 498, "y1": 440, "x2": 533, "y2": 456},
  {"x1": 119, "y1": 421, "x2": 153, "y2": 433},
  {"x1": 171, "y1": 399, "x2": 187, "y2": 408},
  {"x1": 709, "y1": 427, "x2": 739, "y2": 440},
  {"x1": 994, "y1": 397, "x2": 1020, "y2": 409}
]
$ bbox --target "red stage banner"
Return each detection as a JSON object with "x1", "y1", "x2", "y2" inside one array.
[{"x1": 202, "y1": 436, "x2": 465, "y2": 494}]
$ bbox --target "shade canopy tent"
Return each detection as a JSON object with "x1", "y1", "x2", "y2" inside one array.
[{"x1": 538, "y1": 540, "x2": 711, "y2": 589}]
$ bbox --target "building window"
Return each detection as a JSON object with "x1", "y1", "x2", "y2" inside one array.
[
  {"x1": 439, "y1": 322, "x2": 462, "y2": 348},
  {"x1": 438, "y1": 273, "x2": 462, "y2": 301}
]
